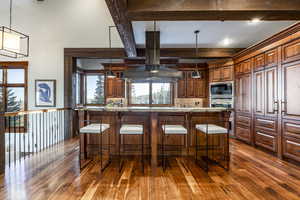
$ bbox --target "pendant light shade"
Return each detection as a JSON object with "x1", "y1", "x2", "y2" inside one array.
[
  {"x1": 192, "y1": 30, "x2": 202, "y2": 79},
  {"x1": 0, "y1": 0, "x2": 29, "y2": 58},
  {"x1": 106, "y1": 70, "x2": 116, "y2": 78}
]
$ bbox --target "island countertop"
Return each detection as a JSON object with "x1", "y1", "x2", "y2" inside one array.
[{"x1": 77, "y1": 106, "x2": 231, "y2": 113}]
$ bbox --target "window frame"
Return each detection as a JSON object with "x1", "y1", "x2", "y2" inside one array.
[
  {"x1": 128, "y1": 81, "x2": 174, "y2": 107},
  {"x1": 84, "y1": 72, "x2": 106, "y2": 106},
  {"x1": 0, "y1": 62, "x2": 28, "y2": 133}
]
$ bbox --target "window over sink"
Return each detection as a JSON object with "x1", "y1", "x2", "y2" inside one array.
[{"x1": 129, "y1": 81, "x2": 173, "y2": 106}]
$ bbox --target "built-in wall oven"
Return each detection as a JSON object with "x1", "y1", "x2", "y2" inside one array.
[{"x1": 209, "y1": 82, "x2": 234, "y2": 109}]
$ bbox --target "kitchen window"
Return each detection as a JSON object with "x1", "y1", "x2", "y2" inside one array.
[
  {"x1": 129, "y1": 82, "x2": 173, "y2": 106},
  {"x1": 85, "y1": 74, "x2": 105, "y2": 105}
]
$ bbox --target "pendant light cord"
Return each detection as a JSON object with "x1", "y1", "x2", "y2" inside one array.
[
  {"x1": 9, "y1": 0, "x2": 12, "y2": 29},
  {"x1": 109, "y1": 26, "x2": 116, "y2": 72},
  {"x1": 195, "y1": 30, "x2": 199, "y2": 71}
]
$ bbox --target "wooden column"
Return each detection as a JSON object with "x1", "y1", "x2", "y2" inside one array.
[
  {"x1": 0, "y1": 111, "x2": 5, "y2": 174},
  {"x1": 64, "y1": 55, "x2": 77, "y2": 138}
]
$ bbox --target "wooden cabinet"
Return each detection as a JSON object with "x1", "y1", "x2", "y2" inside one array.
[
  {"x1": 265, "y1": 49, "x2": 278, "y2": 67},
  {"x1": 282, "y1": 63, "x2": 300, "y2": 121},
  {"x1": 236, "y1": 125, "x2": 251, "y2": 144},
  {"x1": 265, "y1": 67, "x2": 278, "y2": 117},
  {"x1": 254, "y1": 54, "x2": 265, "y2": 71},
  {"x1": 254, "y1": 70, "x2": 265, "y2": 115},
  {"x1": 282, "y1": 38, "x2": 300, "y2": 63},
  {"x1": 282, "y1": 120, "x2": 300, "y2": 162},
  {"x1": 254, "y1": 117, "x2": 277, "y2": 152},
  {"x1": 105, "y1": 71, "x2": 125, "y2": 98},
  {"x1": 177, "y1": 71, "x2": 207, "y2": 98},
  {"x1": 210, "y1": 65, "x2": 233, "y2": 82},
  {"x1": 235, "y1": 74, "x2": 251, "y2": 114}
]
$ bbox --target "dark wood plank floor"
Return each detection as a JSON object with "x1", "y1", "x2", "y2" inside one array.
[{"x1": 0, "y1": 138, "x2": 300, "y2": 200}]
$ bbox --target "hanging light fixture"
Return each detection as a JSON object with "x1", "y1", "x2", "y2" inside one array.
[
  {"x1": 191, "y1": 30, "x2": 202, "y2": 79},
  {"x1": 106, "y1": 26, "x2": 116, "y2": 78},
  {"x1": 0, "y1": 0, "x2": 29, "y2": 58}
]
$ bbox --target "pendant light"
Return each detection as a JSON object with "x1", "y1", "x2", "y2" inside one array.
[
  {"x1": 106, "y1": 26, "x2": 116, "y2": 78},
  {"x1": 0, "y1": 0, "x2": 29, "y2": 58},
  {"x1": 149, "y1": 21, "x2": 160, "y2": 74},
  {"x1": 191, "y1": 30, "x2": 202, "y2": 79}
]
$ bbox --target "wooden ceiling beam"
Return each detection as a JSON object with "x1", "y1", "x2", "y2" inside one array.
[
  {"x1": 127, "y1": 0, "x2": 300, "y2": 21},
  {"x1": 105, "y1": 0, "x2": 137, "y2": 57},
  {"x1": 64, "y1": 48, "x2": 243, "y2": 58}
]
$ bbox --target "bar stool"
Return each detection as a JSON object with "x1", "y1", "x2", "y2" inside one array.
[
  {"x1": 195, "y1": 122, "x2": 230, "y2": 172},
  {"x1": 79, "y1": 118, "x2": 111, "y2": 172},
  {"x1": 160, "y1": 114, "x2": 188, "y2": 171},
  {"x1": 118, "y1": 117, "x2": 145, "y2": 173}
]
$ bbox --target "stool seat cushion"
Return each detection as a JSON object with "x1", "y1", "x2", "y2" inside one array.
[
  {"x1": 80, "y1": 123, "x2": 110, "y2": 134},
  {"x1": 195, "y1": 124, "x2": 228, "y2": 134},
  {"x1": 163, "y1": 125, "x2": 187, "y2": 134},
  {"x1": 120, "y1": 124, "x2": 143, "y2": 135}
]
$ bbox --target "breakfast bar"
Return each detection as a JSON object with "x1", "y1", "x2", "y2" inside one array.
[{"x1": 78, "y1": 106, "x2": 231, "y2": 170}]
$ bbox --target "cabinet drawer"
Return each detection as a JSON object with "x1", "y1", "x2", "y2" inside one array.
[
  {"x1": 265, "y1": 49, "x2": 277, "y2": 67},
  {"x1": 236, "y1": 114, "x2": 251, "y2": 127},
  {"x1": 236, "y1": 126, "x2": 251, "y2": 143},
  {"x1": 255, "y1": 130, "x2": 277, "y2": 152},
  {"x1": 254, "y1": 54, "x2": 265, "y2": 71},
  {"x1": 283, "y1": 121, "x2": 300, "y2": 140},
  {"x1": 283, "y1": 138, "x2": 300, "y2": 162},
  {"x1": 255, "y1": 118, "x2": 277, "y2": 132},
  {"x1": 282, "y1": 38, "x2": 300, "y2": 63}
]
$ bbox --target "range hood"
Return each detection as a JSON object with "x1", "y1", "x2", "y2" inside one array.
[{"x1": 123, "y1": 30, "x2": 182, "y2": 82}]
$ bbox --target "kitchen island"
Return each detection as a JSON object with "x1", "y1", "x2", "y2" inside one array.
[{"x1": 77, "y1": 106, "x2": 231, "y2": 170}]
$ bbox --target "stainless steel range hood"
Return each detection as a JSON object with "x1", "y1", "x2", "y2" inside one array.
[{"x1": 123, "y1": 30, "x2": 182, "y2": 82}]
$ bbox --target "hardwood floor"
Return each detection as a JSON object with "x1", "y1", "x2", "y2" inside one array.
[{"x1": 0, "y1": 138, "x2": 299, "y2": 200}]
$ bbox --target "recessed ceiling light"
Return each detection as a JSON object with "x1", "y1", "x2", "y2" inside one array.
[
  {"x1": 222, "y1": 38, "x2": 233, "y2": 46},
  {"x1": 248, "y1": 18, "x2": 261, "y2": 25}
]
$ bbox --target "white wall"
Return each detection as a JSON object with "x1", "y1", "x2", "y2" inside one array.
[{"x1": 0, "y1": 0, "x2": 123, "y2": 110}]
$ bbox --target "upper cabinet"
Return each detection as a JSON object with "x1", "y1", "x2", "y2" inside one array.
[
  {"x1": 209, "y1": 59, "x2": 234, "y2": 82},
  {"x1": 177, "y1": 70, "x2": 207, "y2": 98},
  {"x1": 106, "y1": 71, "x2": 125, "y2": 98},
  {"x1": 282, "y1": 38, "x2": 300, "y2": 64}
]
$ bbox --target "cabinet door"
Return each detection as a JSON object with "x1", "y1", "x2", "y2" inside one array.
[
  {"x1": 222, "y1": 66, "x2": 233, "y2": 81},
  {"x1": 194, "y1": 79, "x2": 206, "y2": 98},
  {"x1": 282, "y1": 63, "x2": 300, "y2": 120},
  {"x1": 177, "y1": 72, "x2": 186, "y2": 98},
  {"x1": 115, "y1": 79, "x2": 125, "y2": 98},
  {"x1": 106, "y1": 78, "x2": 115, "y2": 98},
  {"x1": 253, "y1": 71, "x2": 265, "y2": 115},
  {"x1": 265, "y1": 49, "x2": 277, "y2": 67},
  {"x1": 242, "y1": 59, "x2": 251, "y2": 74},
  {"x1": 186, "y1": 72, "x2": 195, "y2": 97},
  {"x1": 254, "y1": 54, "x2": 265, "y2": 71},
  {"x1": 265, "y1": 67, "x2": 278, "y2": 117},
  {"x1": 242, "y1": 74, "x2": 252, "y2": 113},
  {"x1": 235, "y1": 77, "x2": 243, "y2": 112},
  {"x1": 212, "y1": 68, "x2": 221, "y2": 82}
]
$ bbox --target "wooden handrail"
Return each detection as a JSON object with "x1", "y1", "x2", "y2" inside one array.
[{"x1": 3, "y1": 108, "x2": 71, "y2": 117}]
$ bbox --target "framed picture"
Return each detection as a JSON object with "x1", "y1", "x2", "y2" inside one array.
[{"x1": 35, "y1": 80, "x2": 56, "y2": 107}]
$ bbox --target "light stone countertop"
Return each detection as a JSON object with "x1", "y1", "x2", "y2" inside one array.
[{"x1": 77, "y1": 106, "x2": 230, "y2": 113}]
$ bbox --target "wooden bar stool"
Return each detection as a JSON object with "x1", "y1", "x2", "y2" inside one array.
[
  {"x1": 160, "y1": 114, "x2": 188, "y2": 171},
  {"x1": 195, "y1": 122, "x2": 230, "y2": 172},
  {"x1": 79, "y1": 118, "x2": 112, "y2": 172},
  {"x1": 118, "y1": 120, "x2": 145, "y2": 173}
]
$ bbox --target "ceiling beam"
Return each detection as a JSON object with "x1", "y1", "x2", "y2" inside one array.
[
  {"x1": 64, "y1": 48, "x2": 243, "y2": 58},
  {"x1": 105, "y1": 0, "x2": 137, "y2": 57},
  {"x1": 138, "y1": 48, "x2": 244, "y2": 58},
  {"x1": 127, "y1": 0, "x2": 300, "y2": 21}
]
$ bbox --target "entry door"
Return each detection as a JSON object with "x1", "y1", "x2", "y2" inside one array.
[{"x1": 282, "y1": 62, "x2": 300, "y2": 121}]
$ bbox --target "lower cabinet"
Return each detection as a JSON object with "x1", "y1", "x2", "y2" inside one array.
[
  {"x1": 236, "y1": 126, "x2": 251, "y2": 143},
  {"x1": 254, "y1": 117, "x2": 278, "y2": 152},
  {"x1": 282, "y1": 120, "x2": 300, "y2": 162}
]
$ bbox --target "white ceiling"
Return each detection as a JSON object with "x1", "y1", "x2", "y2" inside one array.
[{"x1": 132, "y1": 21, "x2": 297, "y2": 48}]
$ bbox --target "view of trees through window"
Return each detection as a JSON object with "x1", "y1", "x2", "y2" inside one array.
[
  {"x1": 86, "y1": 74, "x2": 105, "y2": 105},
  {"x1": 130, "y1": 82, "x2": 172, "y2": 105}
]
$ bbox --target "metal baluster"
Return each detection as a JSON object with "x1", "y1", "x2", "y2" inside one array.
[
  {"x1": 8, "y1": 116, "x2": 11, "y2": 167},
  {"x1": 46, "y1": 112, "x2": 48, "y2": 148},
  {"x1": 33, "y1": 113, "x2": 37, "y2": 155},
  {"x1": 18, "y1": 115, "x2": 21, "y2": 162},
  {"x1": 55, "y1": 111, "x2": 58, "y2": 144},
  {"x1": 23, "y1": 115, "x2": 26, "y2": 160},
  {"x1": 52, "y1": 111, "x2": 54, "y2": 146},
  {"x1": 39, "y1": 112, "x2": 42, "y2": 152},
  {"x1": 13, "y1": 116, "x2": 16, "y2": 165},
  {"x1": 43, "y1": 112, "x2": 45, "y2": 150}
]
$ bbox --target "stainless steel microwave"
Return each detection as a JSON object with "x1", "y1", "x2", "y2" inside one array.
[{"x1": 210, "y1": 82, "x2": 233, "y2": 97}]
